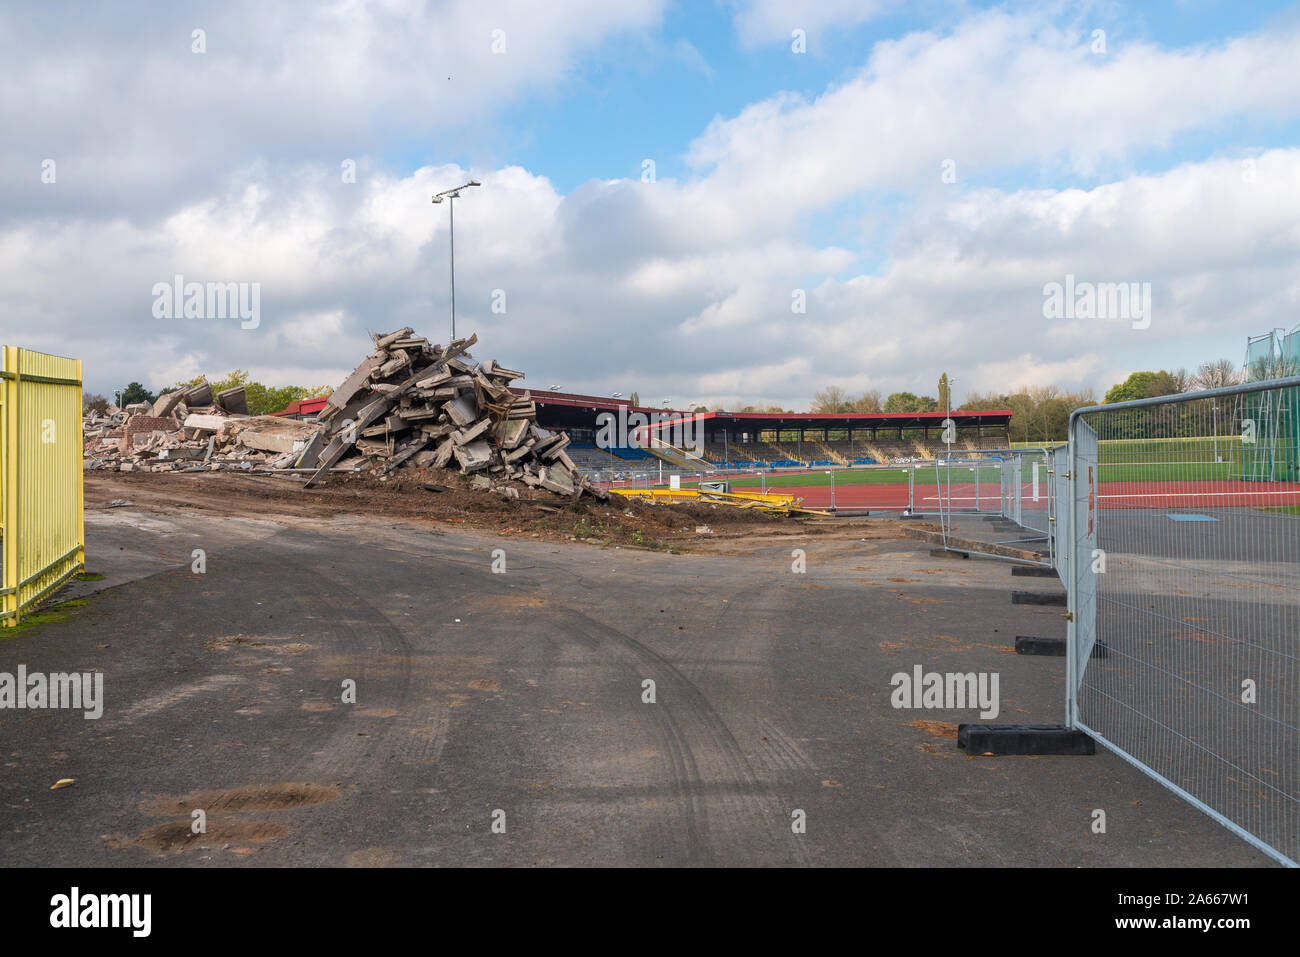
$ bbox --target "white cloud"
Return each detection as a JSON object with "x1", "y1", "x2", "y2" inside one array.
[
  {"x1": 9, "y1": 147, "x2": 1294, "y2": 406},
  {"x1": 686, "y1": 9, "x2": 1300, "y2": 234},
  {"x1": 0, "y1": 0, "x2": 665, "y2": 216},
  {"x1": 3, "y1": 7, "x2": 1300, "y2": 414}
]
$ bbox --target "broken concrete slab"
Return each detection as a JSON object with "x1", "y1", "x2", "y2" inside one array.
[
  {"x1": 184, "y1": 380, "x2": 213, "y2": 408},
  {"x1": 149, "y1": 391, "x2": 185, "y2": 418},
  {"x1": 216, "y1": 386, "x2": 248, "y2": 415},
  {"x1": 453, "y1": 439, "x2": 493, "y2": 472},
  {"x1": 182, "y1": 413, "x2": 230, "y2": 433}
]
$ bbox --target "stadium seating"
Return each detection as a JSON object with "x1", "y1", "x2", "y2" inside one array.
[
  {"x1": 867, "y1": 440, "x2": 920, "y2": 462},
  {"x1": 762, "y1": 441, "x2": 802, "y2": 462},
  {"x1": 606, "y1": 445, "x2": 654, "y2": 460},
  {"x1": 703, "y1": 442, "x2": 751, "y2": 463},
  {"x1": 566, "y1": 443, "x2": 625, "y2": 469},
  {"x1": 817, "y1": 440, "x2": 880, "y2": 463},
  {"x1": 565, "y1": 440, "x2": 666, "y2": 467},
  {"x1": 712, "y1": 447, "x2": 780, "y2": 465}
]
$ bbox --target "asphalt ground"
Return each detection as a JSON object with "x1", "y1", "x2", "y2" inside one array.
[
  {"x1": 939, "y1": 497, "x2": 1299, "y2": 866},
  {"x1": 1078, "y1": 504, "x2": 1300, "y2": 866},
  {"x1": 0, "y1": 495, "x2": 1278, "y2": 866}
]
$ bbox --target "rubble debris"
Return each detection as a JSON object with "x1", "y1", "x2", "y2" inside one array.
[
  {"x1": 294, "y1": 329, "x2": 603, "y2": 499},
  {"x1": 81, "y1": 328, "x2": 604, "y2": 500},
  {"x1": 215, "y1": 386, "x2": 248, "y2": 415},
  {"x1": 183, "y1": 379, "x2": 213, "y2": 408},
  {"x1": 149, "y1": 390, "x2": 185, "y2": 418},
  {"x1": 182, "y1": 413, "x2": 228, "y2": 432}
]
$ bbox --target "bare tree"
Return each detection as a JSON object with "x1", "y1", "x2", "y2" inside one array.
[
  {"x1": 851, "y1": 389, "x2": 882, "y2": 412},
  {"x1": 959, "y1": 390, "x2": 1007, "y2": 411},
  {"x1": 810, "y1": 386, "x2": 850, "y2": 413},
  {"x1": 1193, "y1": 359, "x2": 1240, "y2": 391}
]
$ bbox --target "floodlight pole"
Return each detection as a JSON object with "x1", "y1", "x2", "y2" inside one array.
[
  {"x1": 448, "y1": 195, "x2": 456, "y2": 339},
  {"x1": 432, "y1": 180, "x2": 481, "y2": 342},
  {"x1": 945, "y1": 379, "x2": 955, "y2": 516}
]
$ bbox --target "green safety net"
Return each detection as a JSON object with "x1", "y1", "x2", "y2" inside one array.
[{"x1": 1240, "y1": 329, "x2": 1299, "y2": 481}]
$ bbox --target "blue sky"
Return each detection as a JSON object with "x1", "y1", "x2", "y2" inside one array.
[{"x1": 472, "y1": 0, "x2": 1300, "y2": 193}]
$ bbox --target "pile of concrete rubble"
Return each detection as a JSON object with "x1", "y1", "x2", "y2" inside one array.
[
  {"x1": 83, "y1": 329, "x2": 598, "y2": 498},
  {"x1": 81, "y1": 380, "x2": 305, "y2": 472}
]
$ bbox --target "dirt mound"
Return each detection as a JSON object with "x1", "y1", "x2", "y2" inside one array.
[{"x1": 86, "y1": 469, "x2": 900, "y2": 551}]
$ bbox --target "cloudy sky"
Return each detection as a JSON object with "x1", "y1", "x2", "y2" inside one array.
[{"x1": 4, "y1": 0, "x2": 1300, "y2": 408}]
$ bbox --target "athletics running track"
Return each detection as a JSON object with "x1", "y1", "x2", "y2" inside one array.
[{"x1": 604, "y1": 478, "x2": 1300, "y2": 511}]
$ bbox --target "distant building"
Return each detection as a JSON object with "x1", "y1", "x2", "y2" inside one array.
[{"x1": 270, "y1": 396, "x2": 330, "y2": 419}]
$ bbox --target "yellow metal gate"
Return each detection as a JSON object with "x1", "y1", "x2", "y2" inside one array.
[{"x1": 1, "y1": 346, "x2": 85, "y2": 627}]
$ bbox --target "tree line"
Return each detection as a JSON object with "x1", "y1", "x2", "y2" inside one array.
[
  {"x1": 800, "y1": 358, "x2": 1247, "y2": 442},
  {"x1": 85, "y1": 370, "x2": 333, "y2": 417}
]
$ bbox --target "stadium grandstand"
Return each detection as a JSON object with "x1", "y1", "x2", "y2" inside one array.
[
  {"x1": 270, "y1": 386, "x2": 1013, "y2": 471},
  {"x1": 516, "y1": 388, "x2": 1012, "y2": 470}
]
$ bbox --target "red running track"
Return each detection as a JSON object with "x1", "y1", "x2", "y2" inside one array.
[{"x1": 737, "y1": 480, "x2": 1300, "y2": 511}]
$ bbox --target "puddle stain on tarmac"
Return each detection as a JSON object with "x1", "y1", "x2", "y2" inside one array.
[{"x1": 104, "y1": 783, "x2": 342, "y2": 856}]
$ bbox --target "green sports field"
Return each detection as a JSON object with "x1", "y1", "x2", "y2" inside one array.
[
  {"x1": 679, "y1": 466, "x2": 1004, "y2": 490},
  {"x1": 674, "y1": 458, "x2": 1239, "y2": 490}
]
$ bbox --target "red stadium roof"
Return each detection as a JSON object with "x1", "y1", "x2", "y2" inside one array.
[
  {"x1": 690, "y1": 409, "x2": 1012, "y2": 421},
  {"x1": 273, "y1": 387, "x2": 1008, "y2": 431},
  {"x1": 513, "y1": 387, "x2": 687, "y2": 415},
  {"x1": 515, "y1": 387, "x2": 1011, "y2": 428}
]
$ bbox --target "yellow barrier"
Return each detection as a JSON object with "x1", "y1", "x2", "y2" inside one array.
[
  {"x1": 1, "y1": 346, "x2": 85, "y2": 627},
  {"x1": 613, "y1": 487, "x2": 804, "y2": 511}
]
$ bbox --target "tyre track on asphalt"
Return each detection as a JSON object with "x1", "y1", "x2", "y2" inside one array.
[
  {"x1": 493, "y1": 547, "x2": 819, "y2": 863},
  {"x1": 675, "y1": 582, "x2": 823, "y2": 861},
  {"x1": 557, "y1": 607, "x2": 813, "y2": 865},
  {"x1": 254, "y1": 540, "x2": 432, "y2": 783}
]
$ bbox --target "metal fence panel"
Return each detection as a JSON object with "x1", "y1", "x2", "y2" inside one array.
[
  {"x1": 1008, "y1": 455, "x2": 1019, "y2": 522},
  {"x1": 1069, "y1": 419, "x2": 1098, "y2": 693},
  {"x1": 1067, "y1": 377, "x2": 1300, "y2": 866},
  {"x1": 1, "y1": 346, "x2": 85, "y2": 626},
  {"x1": 932, "y1": 449, "x2": 1054, "y2": 566},
  {"x1": 1052, "y1": 443, "x2": 1070, "y2": 581},
  {"x1": 1018, "y1": 451, "x2": 1050, "y2": 538}
]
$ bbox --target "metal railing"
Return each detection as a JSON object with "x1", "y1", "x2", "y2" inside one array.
[
  {"x1": 1066, "y1": 376, "x2": 1300, "y2": 866},
  {"x1": 931, "y1": 448, "x2": 1056, "y2": 565},
  {"x1": 1, "y1": 346, "x2": 85, "y2": 627}
]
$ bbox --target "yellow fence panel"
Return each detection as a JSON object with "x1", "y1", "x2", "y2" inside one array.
[{"x1": 1, "y1": 346, "x2": 85, "y2": 627}]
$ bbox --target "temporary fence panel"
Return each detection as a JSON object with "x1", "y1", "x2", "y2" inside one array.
[
  {"x1": 1008, "y1": 457, "x2": 1018, "y2": 519},
  {"x1": 1051, "y1": 443, "x2": 1071, "y2": 582},
  {"x1": 932, "y1": 450, "x2": 1054, "y2": 566},
  {"x1": 1018, "y1": 451, "x2": 1051, "y2": 539},
  {"x1": 1, "y1": 346, "x2": 85, "y2": 627},
  {"x1": 1001, "y1": 457, "x2": 1015, "y2": 520},
  {"x1": 1066, "y1": 418, "x2": 1098, "y2": 696},
  {"x1": 1067, "y1": 377, "x2": 1300, "y2": 866}
]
